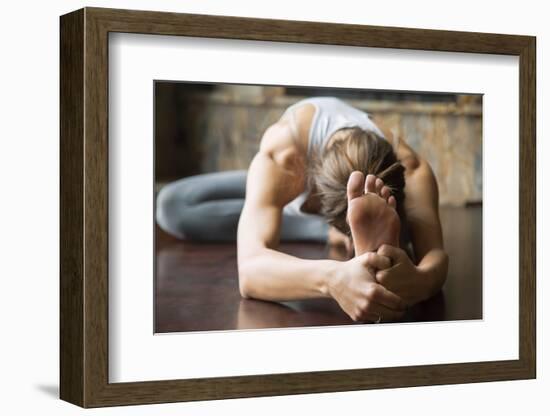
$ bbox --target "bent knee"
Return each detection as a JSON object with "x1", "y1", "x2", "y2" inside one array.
[{"x1": 155, "y1": 185, "x2": 188, "y2": 239}]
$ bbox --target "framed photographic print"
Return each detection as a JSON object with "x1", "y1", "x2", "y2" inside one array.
[{"x1": 60, "y1": 7, "x2": 536, "y2": 408}]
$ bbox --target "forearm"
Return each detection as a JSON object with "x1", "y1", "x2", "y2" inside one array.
[
  {"x1": 238, "y1": 248, "x2": 338, "y2": 301},
  {"x1": 415, "y1": 248, "x2": 449, "y2": 302}
]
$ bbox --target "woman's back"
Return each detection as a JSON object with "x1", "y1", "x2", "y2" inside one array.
[
  {"x1": 283, "y1": 97, "x2": 384, "y2": 157},
  {"x1": 281, "y1": 97, "x2": 385, "y2": 217}
]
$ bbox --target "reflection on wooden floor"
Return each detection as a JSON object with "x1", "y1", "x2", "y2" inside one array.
[{"x1": 155, "y1": 206, "x2": 482, "y2": 333}]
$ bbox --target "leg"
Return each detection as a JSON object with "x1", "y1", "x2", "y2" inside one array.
[
  {"x1": 279, "y1": 212, "x2": 329, "y2": 243},
  {"x1": 156, "y1": 170, "x2": 248, "y2": 241},
  {"x1": 156, "y1": 169, "x2": 329, "y2": 243}
]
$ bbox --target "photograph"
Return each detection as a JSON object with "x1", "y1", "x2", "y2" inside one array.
[
  {"x1": 56, "y1": 6, "x2": 536, "y2": 408},
  {"x1": 153, "y1": 82, "x2": 483, "y2": 333}
]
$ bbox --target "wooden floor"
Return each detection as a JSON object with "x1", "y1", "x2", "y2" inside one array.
[{"x1": 155, "y1": 206, "x2": 482, "y2": 333}]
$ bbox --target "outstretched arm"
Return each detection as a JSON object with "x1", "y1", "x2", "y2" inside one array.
[{"x1": 237, "y1": 141, "x2": 335, "y2": 301}]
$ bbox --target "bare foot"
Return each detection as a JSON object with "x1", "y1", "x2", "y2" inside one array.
[{"x1": 346, "y1": 172, "x2": 400, "y2": 256}]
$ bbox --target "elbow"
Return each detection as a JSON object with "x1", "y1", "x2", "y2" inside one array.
[
  {"x1": 442, "y1": 249, "x2": 449, "y2": 275},
  {"x1": 237, "y1": 259, "x2": 254, "y2": 299},
  {"x1": 237, "y1": 246, "x2": 269, "y2": 299},
  {"x1": 238, "y1": 276, "x2": 252, "y2": 299},
  {"x1": 437, "y1": 249, "x2": 450, "y2": 287},
  {"x1": 422, "y1": 249, "x2": 449, "y2": 299}
]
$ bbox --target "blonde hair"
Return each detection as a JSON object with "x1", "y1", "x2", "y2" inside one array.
[{"x1": 309, "y1": 127, "x2": 405, "y2": 236}]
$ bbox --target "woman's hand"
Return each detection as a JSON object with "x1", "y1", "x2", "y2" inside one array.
[
  {"x1": 328, "y1": 252, "x2": 407, "y2": 323},
  {"x1": 374, "y1": 244, "x2": 429, "y2": 306}
]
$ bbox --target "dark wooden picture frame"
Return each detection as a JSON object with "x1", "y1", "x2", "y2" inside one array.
[{"x1": 60, "y1": 7, "x2": 536, "y2": 408}]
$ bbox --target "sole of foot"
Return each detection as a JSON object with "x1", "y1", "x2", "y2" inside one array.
[{"x1": 346, "y1": 171, "x2": 401, "y2": 255}]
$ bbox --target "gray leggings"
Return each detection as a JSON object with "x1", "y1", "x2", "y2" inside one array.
[{"x1": 156, "y1": 170, "x2": 329, "y2": 243}]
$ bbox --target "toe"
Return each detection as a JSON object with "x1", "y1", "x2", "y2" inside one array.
[
  {"x1": 388, "y1": 195, "x2": 397, "y2": 209},
  {"x1": 375, "y1": 178, "x2": 384, "y2": 195},
  {"x1": 365, "y1": 174, "x2": 377, "y2": 193},
  {"x1": 347, "y1": 171, "x2": 365, "y2": 200},
  {"x1": 381, "y1": 186, "x2": 391, "y2": 201}
]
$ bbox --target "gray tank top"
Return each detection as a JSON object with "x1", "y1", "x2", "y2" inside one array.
[{"x1": 282, "y1": 97, "x2": 385, "y2": 218}]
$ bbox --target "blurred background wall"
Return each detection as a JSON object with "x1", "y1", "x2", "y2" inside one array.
[{"x1": 155, "y1": 83, "x2": 482, "y2": 206}]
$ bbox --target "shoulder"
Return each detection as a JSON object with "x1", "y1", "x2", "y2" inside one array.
[
  {"x1": 259, "y1": 120, "x2": 305, "y2": 172},
  {"x1": 375, "y1": 122, "x2": 419, "y2": 172},
  {"x1": 397, "y1": 141, "x2": 432, "y2": 180},
  {"x1": 385, "y1": 132, "x2": 435, "y2": 181},
  {"x1": 392, "y1": 139, "x2": 427, "y2": 174},
  {"x1": 262, "y1": 101, "x2": 316, "y2": 155},
  {"x1": 403, "y1": 154, "x2": 439, "y2": 207},
  {"x1": 279, "y1": 102, "x2": 316, "y2": 148},
  {"x1": 291, "y1": 101, "x2": 316, "y2": 121},
  {"x1": 249, "y1": 119, "x2": 307, "y2": 204}
]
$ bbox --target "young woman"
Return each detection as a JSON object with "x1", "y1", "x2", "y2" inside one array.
[{"x1": 156, "y1": 97, "x2": 448, "y2": 323}]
